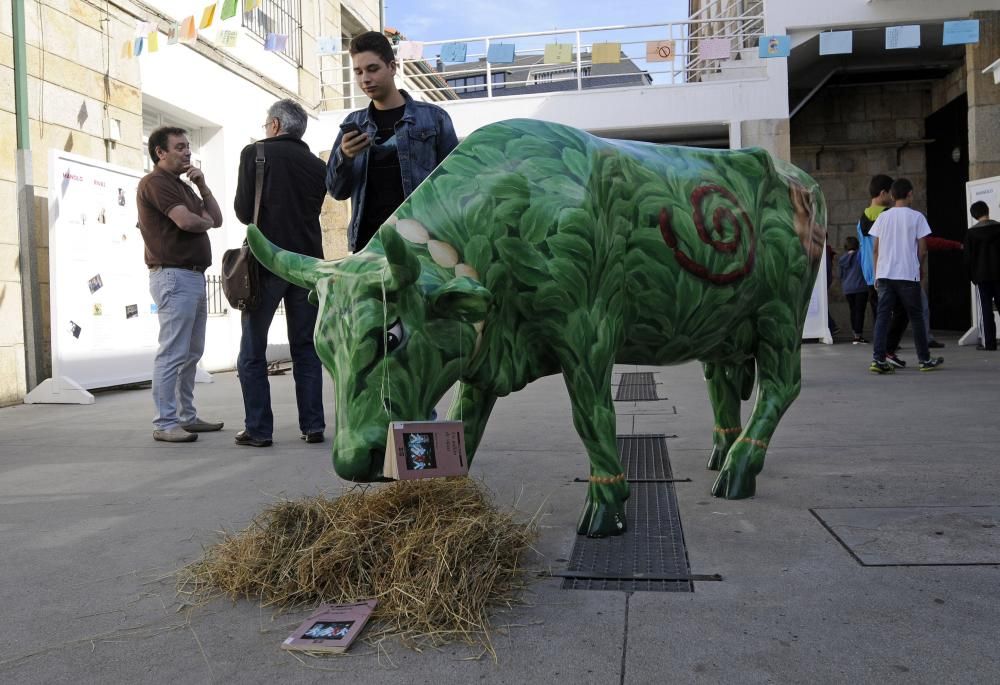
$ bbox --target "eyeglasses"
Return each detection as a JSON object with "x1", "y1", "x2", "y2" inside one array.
[{"x1": 262, "y1": 119, "x2": 274, "y2": 132}]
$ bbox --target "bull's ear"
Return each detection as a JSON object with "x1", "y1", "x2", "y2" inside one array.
[
  {"x1": 381, "y1": 225, "x2": 420, "y2": 290},
  {"x1": 428, "y1": 277, "x2": 491, "y2": 323},
  {"x1": 247, "y1": 224, "x2": 322, "y2": 292}
]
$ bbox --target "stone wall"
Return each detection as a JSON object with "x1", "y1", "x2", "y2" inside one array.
[
  {"x1": 791, "y1": 82, "x2": 933, "y2": 333},
  {"x1": 967, "y1": 10, "x2": 1000, "y2": 182},
  {"x1": 0, "y1": 1, "x2": 142, "y2": 405}
]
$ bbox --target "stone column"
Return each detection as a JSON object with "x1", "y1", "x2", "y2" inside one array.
[
  {"x1": 740, "y1": 118, "x2": 791, "y2": 161},
  {"x1": 967, "y1": 10, "x2": 1000, "y2": 181}
]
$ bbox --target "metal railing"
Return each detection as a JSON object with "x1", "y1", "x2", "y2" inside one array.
[
  {"x1": 205, "y1": 275, "x2": 228, "y2": 315},
  {"x1": 319, "y1": 10, "x2": 766, "y2": 107},
  {"x1": 244, "y1": 0, "x2": 303, "y2": 66}
]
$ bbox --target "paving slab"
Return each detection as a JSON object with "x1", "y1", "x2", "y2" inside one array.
[{"x1": 1, "y1": 334, "x2": 999, "y2": 683}]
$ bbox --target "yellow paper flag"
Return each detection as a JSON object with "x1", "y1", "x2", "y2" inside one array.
[
  {"x1": 544, "y1": 43, "x2": 573, "y2": 64},
  {"x1": 121, "y1": 40, "x2": 133, "y2": 59},
  {"x1": 591, "y1": 43, "x2": 621, "y2": 65},
  {"x1": 148, "y1": 31, "x2": 159, "y2": 53},
  {"x1": 244, "y1": 0, "x2": 261, "y2": 12},
  {"x1": 199, "y1": 4, "x2": 216, "y2": 29},
  {"x1": 180, "y1": 16, "x2": 197, "y2": 43}
]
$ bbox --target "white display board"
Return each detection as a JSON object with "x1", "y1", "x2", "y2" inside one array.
[
  {"x1": 959, "y1": 175, "x2": 1000, "y2": 346},
  {"x1": 26, "y1": 150, "x2": 156, "y2": 403},
  {"x1": 802, "y1": 245, "x2": 833, "y2": 344}
]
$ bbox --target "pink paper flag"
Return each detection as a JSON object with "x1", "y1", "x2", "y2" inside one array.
[{"x1": 699, "y1": 37, "x2": 731, "y2": 60}]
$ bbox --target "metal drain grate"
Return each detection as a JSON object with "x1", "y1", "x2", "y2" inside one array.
[
  {"x1": 561, "y1": 435, "x2": 694, "y2": 592},
  {"x1": 615, "y1": 372, "x2": 660, "y2": 401}
]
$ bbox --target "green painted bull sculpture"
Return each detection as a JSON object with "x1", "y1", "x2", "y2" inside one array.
[{"x1": 247, "y1": 119, "x2": 827, "y2": 538}]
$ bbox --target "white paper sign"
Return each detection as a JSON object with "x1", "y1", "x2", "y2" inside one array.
[
  {"x1": 886, "y1": 25, "x2": 920, "y2": 50},
  {"x1": 819, "y1": 31, "x2": 853, "y2": 56},
  {"x1": 397, "y1": 40, "x2": 424, "y2": 60},
  {"x1": 699, "y1": 38, "x2": 731, "y2": 60}
]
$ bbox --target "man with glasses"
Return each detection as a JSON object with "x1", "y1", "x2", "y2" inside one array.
[{"x1": 233, "y1": 99, "x2": 327, "y2": 447}]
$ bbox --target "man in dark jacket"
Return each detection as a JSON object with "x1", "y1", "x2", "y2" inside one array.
[
  {"x1": 326, "y1": 31, "x2": 458, "y2": 252},
  {"x1": 965, "y1": 201, "x2": 1000, "y2": 351},
  {"x1": 233, "y1": 99, "x2": 327, "y2": 447}
]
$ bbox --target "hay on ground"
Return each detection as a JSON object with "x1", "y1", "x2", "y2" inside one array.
[{"x1": 177, "y1": 478, "x2": 538, "y2": 652}]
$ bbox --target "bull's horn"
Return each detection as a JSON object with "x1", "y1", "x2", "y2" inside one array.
[
  {"x1": 247, "y1": 224, "x2": 322, "y2": 291},
  {"x1": 381, "y1": 225, "x2": 421, "y2": 290}
]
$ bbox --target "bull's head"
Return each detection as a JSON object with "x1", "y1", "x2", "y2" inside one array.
[{"x1": 247, "y1": 224, "x2": 491, "y2": 481}]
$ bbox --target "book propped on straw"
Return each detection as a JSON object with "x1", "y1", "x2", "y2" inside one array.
[
  {"x1": 383, "y1": 420, "x2": 468, "y2": 480},
  {"x1": 281, "y1": 600, "x2": 377, "y2": 654}
]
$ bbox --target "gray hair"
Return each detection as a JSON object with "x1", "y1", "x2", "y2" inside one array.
[{"x1": 267, "y1": 99, "x2": 308, "y2": 138}]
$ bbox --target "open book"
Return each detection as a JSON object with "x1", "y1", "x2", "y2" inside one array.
[
  {"x1": 383, "y1": 420, "x2": 468, "y2": 480},
  {"x1": 281, "y1": 600, "x2": 377, "y2": 653}
]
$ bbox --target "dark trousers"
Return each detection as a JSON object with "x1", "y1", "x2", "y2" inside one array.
[
  {"x1": 870, "y1": 284, "x2": 909, "y2": 353},
  {"x1": 873, "y1": 279, "x2": 929, "y2": 362},
  {"x1": 978, "y1": 280, "x2": 1000, "y2": 350},
  {"x1": 237, "y1": 271, "x2": 325, "y2": 439},
  {"x1": 845, "y1": 292, "x2": 867, "y2": 337}
]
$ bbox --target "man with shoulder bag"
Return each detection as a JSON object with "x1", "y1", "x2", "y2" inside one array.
[{"x1": 233, "y1": 99, "x2": 327, "y2": 447}]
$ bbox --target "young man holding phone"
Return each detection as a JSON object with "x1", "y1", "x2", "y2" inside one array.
[{"x1": 326, "y1": 31, "x2": 458, "y2": 252}]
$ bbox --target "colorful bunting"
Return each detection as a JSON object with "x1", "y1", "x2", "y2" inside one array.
[
  {"x1": 758, "y1": 35, "x2": 790, "y2": 58},
  {"x1": 486, "y1": 43, "x2": 515, "y2": 64},
  {"x1": 440, "y1": 42, "x2": 468, "y2": 63},
  {"x1": 699, "y1": 37, "x2": 730, "y2": 60},
  {"x1": 317, "y1": 36, "x2": 338, "y2": 55},
  {"x1": 180, "y1": 16, "x2": 197, "y2": 44},
  {"x1": 646, "y1": 40, "x2": 675, "y2": 62},
  {"x1": 885, "y1": 25, "x2": 920, "y2": 50},
  {"x1": 221, "y1": 0, "x2": 240, "y2": 21},
  {"x1": 264, "y1": 33, "x2": 288, "y2": 52},
  {"x1": 148, "y1": 31, "x2": 159, "y2": 53},
  {"x1": 544, "y1": 43, "x2": 573, "y2": 64},
  {"x1": 819, "y1": 31, "x2": 853, "y2": 56},
  {"x1": 591, "y1": 42, "x2": 620, "y2": 65},
  {"x1": 217, "y1": 30, "x2": 239, "y2": 48},
  {"x1": 199, "y1": 4, "x2": 216, "y2": 30},
  {"x1": 397, "y1": 41, "x2": 424, "y2": 60},
  {"x1": 942, "y1": 20, "x2": 979, "y2": 46}
]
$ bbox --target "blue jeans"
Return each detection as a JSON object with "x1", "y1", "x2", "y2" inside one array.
[
  {"x1": 237, "y1": 271, "x2": 325, "y2": 439},
  {"x1": 149, "y1": 268, "x2": 207, "y2": 430},
  {"x1": 873, "y1": 279, "x2": 930, "y2": 362}
]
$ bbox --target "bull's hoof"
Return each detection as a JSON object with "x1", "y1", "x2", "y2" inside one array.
[
  {"x1": 711, "y1": 466, "x2": 757, "y2": 499},
  {"x1": 576, "y1": 500, "x2": 627, "y2": 538},
  {"x1": 706, "y1": 445, "x2": 726, "y2": 471}
]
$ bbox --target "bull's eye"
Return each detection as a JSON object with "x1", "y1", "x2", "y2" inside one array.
[{"x1": 385, "y1": 319, "x2": 404, "y2": 353}]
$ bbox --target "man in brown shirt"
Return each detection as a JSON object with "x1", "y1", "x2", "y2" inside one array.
[{"x1": 137, "y1": 126, "x2": 224, "y2": 442}]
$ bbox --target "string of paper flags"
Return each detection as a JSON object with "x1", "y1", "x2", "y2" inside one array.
[
  {"x1": 756, "y1": 19, "x2": 980, "y2": 60},
  {"x1": 121, "y1": 0, "x2": 274, "y2": 58}
]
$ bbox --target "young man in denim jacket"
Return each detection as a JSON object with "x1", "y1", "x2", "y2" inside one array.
[{"x1": 326, "y1": 31, "x2": 458, "y2": 252}]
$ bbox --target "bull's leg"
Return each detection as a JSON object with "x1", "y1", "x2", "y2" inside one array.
[
  {"x1": 711, "y1": 335, "x2": 801, "y2": 499},
  {"x1": 703, "y1": 361, "x2": 750, "y2": 471},
  {"x1": 558, "y1": 354, "x2": 629, "y2": 538},
  {"x1": 446, "y1": 382, "x2": 497, "y2": 466}
]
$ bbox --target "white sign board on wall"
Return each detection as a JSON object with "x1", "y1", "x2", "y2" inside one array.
[
  {"x1": 25, "y1": 150, "x2": 157, "y2": 404},
  {"x1": 960, "y1": 175, "x2": 1000, "y2": 346}
]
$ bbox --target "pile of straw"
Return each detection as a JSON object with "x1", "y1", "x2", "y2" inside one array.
[{"x1": 177, "y1": 478, "x2": 538, "y2": 651}]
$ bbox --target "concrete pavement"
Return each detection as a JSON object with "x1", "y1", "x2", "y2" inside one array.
[{"x1": 1, "y1": 335, "x2": 998, "y2": 684}]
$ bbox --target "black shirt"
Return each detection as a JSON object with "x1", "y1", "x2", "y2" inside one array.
[{"x1": 357, "y1": 104, "x2": 405, "y2": 250}]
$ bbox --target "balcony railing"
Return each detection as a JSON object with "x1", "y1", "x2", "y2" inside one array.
[{"x1": 319, "y1": 12, "x2": 766, "y2": 108}]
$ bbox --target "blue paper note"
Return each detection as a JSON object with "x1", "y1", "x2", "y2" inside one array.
[
  {"x1": 942, "y1": 20, "x2": 979, "y2": 46},
  {"x1": 819, "y1": 31, "x2": 853, "y2": 56},
  {"x1": 758, "y1": 35, "x2": 790, "y2": 59},
  {"x1": 265, "y1": 33, "x2": 288, "y2": 52},
  {"x1": 440, "y1": 42, "x2": 468, "y2": 63},
  {"x1": 316, "y1": 37, "x2": 338, "y2": 55},
  {"x1": 885, "y1": 25, "x2": 920, "y2": 50},
  {"x1": 487, "y1": 43, "x2": 515, "y2": 64},
  {"x1": 133, "y1": 37, "x2": 144, "y2": 56}
]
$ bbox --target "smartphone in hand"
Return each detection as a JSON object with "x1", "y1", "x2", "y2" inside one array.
[{"x1": 339, "y1": 121, "x2": 362, "y2": 135}]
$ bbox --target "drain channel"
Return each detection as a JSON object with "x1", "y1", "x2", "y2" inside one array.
[
  {"x1": 561, "y1": 435, "x2": 699, "y2": 592},
  {"x1": 614, "y1": 372, "x2": 661, "y2": 401}
]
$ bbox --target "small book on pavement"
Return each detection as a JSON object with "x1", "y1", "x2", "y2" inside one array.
[
  {"x1": 281, "y1": 600, "x2": 377, "y2": 653},
  {"x1": 382, "y1": 420, "x2": 468, "y2": 480}
]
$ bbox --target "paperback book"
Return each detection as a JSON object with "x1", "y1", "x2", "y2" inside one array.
[
  {"x1": 382, "y1": 420, "x2": 468, "y2": 480},
  {"x1": 281, "y1": 600, "x2": 377, "y2": 653}
]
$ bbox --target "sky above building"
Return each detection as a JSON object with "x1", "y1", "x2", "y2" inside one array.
[{"x1": 384, "y1": 0, "x2": 689, "y2": 42}]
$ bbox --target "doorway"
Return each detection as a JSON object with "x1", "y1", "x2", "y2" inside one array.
[{"x1": 924, "y1": 93, "x2": 969, "y2": 331}]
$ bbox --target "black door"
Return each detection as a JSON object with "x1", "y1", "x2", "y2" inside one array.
[{"x1": 924, "y1": 93, "x2": 969, "y2": 330}]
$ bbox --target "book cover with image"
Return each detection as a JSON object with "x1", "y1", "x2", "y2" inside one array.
[
  {"x1": 383, "y1": 420, "x2": 468, "y2": 480},
  {"x1": 281, "y1": 599, "x2": 377, "y2": 653}
]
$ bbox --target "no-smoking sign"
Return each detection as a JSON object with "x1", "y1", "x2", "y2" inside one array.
[{"x1": 647, "y1": 40, "x2": 676, "y2": 62}]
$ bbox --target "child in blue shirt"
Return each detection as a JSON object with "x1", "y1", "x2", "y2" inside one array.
[{"x1": 838, "y1": 236, "x2": 869, "y2": 343}]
